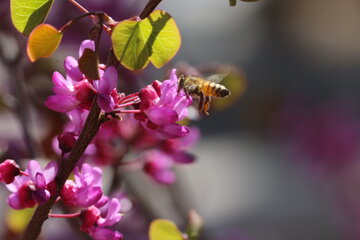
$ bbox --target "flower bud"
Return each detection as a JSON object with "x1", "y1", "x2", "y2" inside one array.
[{"x1": 0, "y1": 159, "x2": 21, "y2": 184}]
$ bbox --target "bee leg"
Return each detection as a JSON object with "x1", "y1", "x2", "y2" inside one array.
[
  {"x1": 199, "y1": 92, "x2": 205, "y2": 113},
  {"x1": 203, "y1": 96, "x2": 211, "y2": 116},
  {"x1": 178, "y1": 75, "x2": 185, "y2": 94}
]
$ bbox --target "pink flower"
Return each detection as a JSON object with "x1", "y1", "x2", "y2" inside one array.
[
  {"x1": 6, "y1": 160, "x2": 58, "y2": 209},
  {"x1": 143, "y1": 150, "x2": 176, "y2": 184},
  {"x1": 142, "y1": 127, "x2": 200, "y2": 184},
  {"x1": 45, "y1": 40, "x2": 119, "y2": 113},
  {"x1": 81, "y1": 198, "x2": 123, "y2": 240},
  {"x1": 134, "y1": 69, "x2": 192, "y2": 138},
  {"x1": 61, "y1": 163, "x2": 103, "y2": 207}
]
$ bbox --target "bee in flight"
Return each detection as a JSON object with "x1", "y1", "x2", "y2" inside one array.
[{"x1": 178, "y1": 73, "x2": 231, "y2": 115}]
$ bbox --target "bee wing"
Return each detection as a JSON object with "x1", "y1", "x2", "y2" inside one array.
[{"x1": 206, "y1": 73, "x2": 228, "y2": 83}]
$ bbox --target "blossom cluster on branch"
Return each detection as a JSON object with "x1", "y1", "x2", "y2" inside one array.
[{"x1": 0, "y1": 39, "x2": 198, "y2": 240}]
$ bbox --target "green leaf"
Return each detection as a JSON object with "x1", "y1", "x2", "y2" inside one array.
[
  {"x1": 11, "y1": 0, "x2": 54, "y2": 36},
  {"x1": 27, "y1": 24, "x2": 62, "y2": 62},
  {"x1": 149, "y1": 219, "x2": 183, "y2": 240},
  {"x1": 112, "y1": 10, "x2": 181, "y2": 71}
]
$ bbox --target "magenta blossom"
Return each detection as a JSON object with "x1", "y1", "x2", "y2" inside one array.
[
  {"x1": 142, "y1": 127, "x2": 200, "y2": 184},
  {"x1": 45, "y1": 40, "x2": 119, "y2": 113},
  {"x1": 61, "y1": 163, "x2": 103, "y2": 207},
  {"x1": 134, "y1": 69, "x2": 192, "y2": 138},
  {"x1": 6, "y1": 160, "x2": 58, "y2": 209},
  {"x1": 81, "y1": 198, "x2": 123, "y2": 240}
]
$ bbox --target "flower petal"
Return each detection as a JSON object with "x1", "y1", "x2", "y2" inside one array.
[
  {"x1": 89, "y1": 227, "x2": 123, "y2": 240},
  {"x1": 169, "y1": 68, "x2": 178, "y2": 83},
  {"x1": 97, "y1": 94, "x2": 115, "y2": 112},
  {"x1": 79, "y1": 40, "x2": 95, "y2": 57},
  {"x1": 97, "y1": 198, "x2": 121, "y2": 227},
  {"x1": 67, "y1": 109, "x2": 88, "y2": 134},
  {"x1": 45, "y1": 95, "x2": 79, "y2": 112},
  {"x1": 97, "y1": 66, "x2": 118, "y2": 94},
  {"x1": 146, "y1": 107, "x2": 178, "y2": 125},
  {"x1": 27, "y1": 160, "x2": 42, "y2": 181},
  {"x1": 64, "y1": 56, "x2": 83, "y2": 82},
  {"x1": 160, "y1": 124, "x2": 190, "y2": 138},
  {"x1": 8, "y1": 193, "x2": 22, "y2": 209},
  {"x1": 6, "y1": 175, "x2": 28, "y2": 193},
  {"x1": 153, "y1": 170, "x2": 176, "y2": 184},
  {"x1": 43, "y1": 161, "x2": 58, "y2": 183},
  {"x1": 32, "y1": 189, "x2": 50, "y2": 204},
  {"x1": 76, "y1": 186, "x2": 103, "y2": 207},
  {"x1": 34, "y1": 173, "x2": 46, "y2": 188},
  {"x1": 95, "y1": 195, "x2": 109, "y2": 208},
  {"x1": 174, "y1": 95, "x2": 192, "y2": 120},
  {"x1": 173, "y1": 152, "x2": 195, "y2": 164},
  {"x1": 158, "y1": 79, "x2": 177, "y2": 105},
  {"x1": 52, "y1": 71, "x2": 74, "y2": 95}
]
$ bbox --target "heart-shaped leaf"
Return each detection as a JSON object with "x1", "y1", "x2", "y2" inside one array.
[
  {"x1": 112, "y1": 10, "x2": 181, "y2": 71},
  {"x1": 149, "y1": 219, "x2": 183, "y2": 240},
  {"x1": 27, "y1": 24, "x2": 62, "y2": 62},
  {"x1": 11, "y1": 0, "x2": 54, "y2": 36}
]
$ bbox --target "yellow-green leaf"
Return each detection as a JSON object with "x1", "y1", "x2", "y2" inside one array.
[
  {"x1": 11, "y1": 0, "x2": 54, "y2": 36},
  {"x1": 112, "y1": 10, "x2": 181, "y2": 71},
  {"x1": 27, "y1": 24, "x2": 62, "y2": 62},
  {"x1": 149, "y1": 219, "x2": 183, "y2": 240},
  {"x1": 6, "y1": 207, "x2": 35, "y2": 233}
]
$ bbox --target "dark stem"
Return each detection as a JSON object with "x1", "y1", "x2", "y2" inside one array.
[
  {"x1": 94, "y1": 14, "x2": 104, "y2": 54},
  {"x1": 22, "y1": 101, "x2": 102, "y2": 240},
  {"x1": 139, "y1": 0, "x2": 163, "y2": 19},
  {"x1": 60, "y1": 12, "x2": 100, "y2": 33}
]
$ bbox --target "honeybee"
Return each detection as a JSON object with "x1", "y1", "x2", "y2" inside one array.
[{"x1": 178, "y1": 74, "x2": 231, "y2": 115}]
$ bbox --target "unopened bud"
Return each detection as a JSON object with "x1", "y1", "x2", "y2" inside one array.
[
  {"x1": 186, "y1": 210, "x2": 204, "y2": 240},
  {"x1": 0, "y1": 159, "x2": 21, "y2": 184},
  {"x1": 229, "y1": 0, "x2": 237, "y2": 6}
]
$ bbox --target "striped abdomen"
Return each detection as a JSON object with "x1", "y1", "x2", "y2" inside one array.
[{"x1": 199, "y1": 81, "x2": 230, "y2": 97}]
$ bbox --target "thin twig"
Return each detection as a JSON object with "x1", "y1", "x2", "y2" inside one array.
[
  {"x1": 139, "y1": 0, "x2": 163, "y2": 19},
  {"x1": 67, "y1": 0, "x2": 112, "y2": 34}
]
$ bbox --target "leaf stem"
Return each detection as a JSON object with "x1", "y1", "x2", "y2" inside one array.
[
  {"x1": 66, "y1": 0, "x2": 112, "y2": 34},
  {"x1": 22, "y1": 100, "x2": 102, "y2": 240},
  {"x1": 68, "y1": 0, "x2": 89, "y2": 14},
  {"x1": 139, "y1": 0, "x2": 163, "y2": 19}
]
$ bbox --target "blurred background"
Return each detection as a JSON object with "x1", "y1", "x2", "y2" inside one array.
[{"x1": 1, "y1": 0, "x2": 360, "y2": 239}]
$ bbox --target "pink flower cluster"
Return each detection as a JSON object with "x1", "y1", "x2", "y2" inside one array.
[
  {"x1": 0, "y1": 159, "x2": 123, "y2": 240},
  {"x1": 45, "y1": 40, "x2": 120, "y2": 113},
  {"x1": 63, "y1": 164, "x2": 123, "y2": 239},
  {"x1": 1, "y1": 160, "x2": 57, "y2": 209},
  {"x1": 0, "y1": 40, "x2": 200, "y2": 240},
  {"x1": 134, "y1": 69, "x2": 192, "y2": 138}
]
